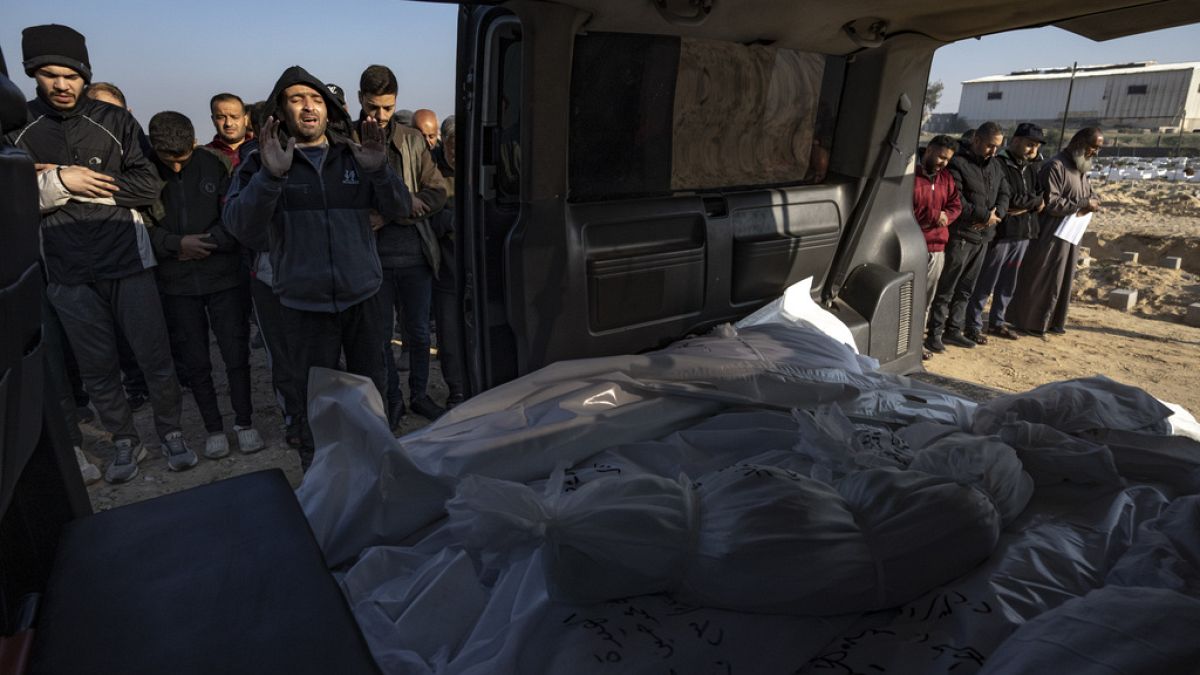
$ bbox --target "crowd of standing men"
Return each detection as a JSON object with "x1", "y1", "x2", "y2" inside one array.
[
  {"x1": 915, "y1": 120, "x2": 1104, "y2": 358},
  {"x1": 7, "y1": 24, "x2": 462, "y2": 484}
]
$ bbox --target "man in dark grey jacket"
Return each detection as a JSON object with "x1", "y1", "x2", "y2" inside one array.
[
  {"x1": 224, "y1": 65, "x2": 411, "y2": 460},
  {"x1": 965, "y1": 123, "x2": 1046, "y2": 342},
  {"x1": 9, "y1": 24, "x2": 193, "y2": 483}
]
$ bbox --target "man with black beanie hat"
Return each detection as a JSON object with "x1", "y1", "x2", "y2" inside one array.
[
  {"x1": 21, "y1": 24, "x2": 93, "y2": 84},
  {"x1": 224, "y1": 65, "x2": 412, "y2": 466},
  {"x1": 7, "y1": 24, "x2": 194, "y2": 484}
]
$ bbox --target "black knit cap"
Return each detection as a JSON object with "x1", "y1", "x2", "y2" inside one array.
[{"x1": 22, "y1": 24, "x2": 92, "y2": 83}]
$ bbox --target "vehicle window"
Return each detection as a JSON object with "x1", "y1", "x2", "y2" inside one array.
[{"x1": 568, "y1": 33, "x2": 844, "y2": 202}]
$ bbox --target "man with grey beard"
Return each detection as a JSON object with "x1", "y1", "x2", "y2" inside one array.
[{"x1": 1007, "y1": 127, "x2": 1103, "y2": 337}]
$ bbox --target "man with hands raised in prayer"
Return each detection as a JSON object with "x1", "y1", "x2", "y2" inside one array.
[{"x1": 224, "y1": 66, "x2": 412, "y2": 463}]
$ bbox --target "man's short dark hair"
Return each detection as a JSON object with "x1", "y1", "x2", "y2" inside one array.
[
  {"x1": 148, "y1": 111, "x2": 195, "y2": 156},
  {"x1": 247, "y1": 101, "x2": 268, "y2": 134},
  {"x1": 1069, "y1": 127, "x2": 1102, "y2": 148},
  {"x1": 210, "y1": 92, "x2": 245, "y2": 113},
  {"x1": 359, "y1": 65, "x2": 398, "y2": 96},
  {"x1": 88, "y1": 82, "x2": 126, "y2": 107},
  {"x1": 975, "y1": 121, "x2": 1003, "y2": 140},
  {"x1": 927, "y1": 134, "x2": 956, "y2": 152}
]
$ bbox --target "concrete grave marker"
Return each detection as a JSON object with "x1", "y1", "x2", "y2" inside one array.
[{"x1": 1109, "y1": 289, "x2": 1138, "y2": 312}]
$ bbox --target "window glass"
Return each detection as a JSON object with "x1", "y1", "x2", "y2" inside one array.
[{"x1": 569, "y1": 34, "x2": 843, "y2": 202}]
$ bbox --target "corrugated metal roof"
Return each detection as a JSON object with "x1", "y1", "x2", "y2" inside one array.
[{"x1": 964, "y1": 61, "x2": 1200, "y2": 84}]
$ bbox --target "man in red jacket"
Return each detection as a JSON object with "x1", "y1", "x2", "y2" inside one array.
[
  {"x1": 913, "y1": 134, "x2": 961, "y2": 359},
  {"x1": 205, "y1": 93, "x2": 251, "y2": 169}
]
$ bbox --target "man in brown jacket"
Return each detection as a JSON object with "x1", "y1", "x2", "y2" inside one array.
[
  {"x1": 1007, "y1": 127, "x2": 1103, "y2": 337},
  {"x1": 355, "y1": 64, "x2": 449, "y2": 426}
]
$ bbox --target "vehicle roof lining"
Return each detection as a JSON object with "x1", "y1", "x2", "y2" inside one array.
[{"x1": 544, "y1": 0, "x2": 1197, "y2": 53}]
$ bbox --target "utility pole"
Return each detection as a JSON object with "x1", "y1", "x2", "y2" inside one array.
[{"x1": 1057, "y1": 61, "x2": 1078, "y2": 153}]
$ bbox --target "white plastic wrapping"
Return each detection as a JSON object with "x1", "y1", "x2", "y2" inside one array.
[
  {"x1": 735, "y1": 276, "x2": 863, "y2": 356},
  {"x1": 972, "y1": 375, "x2": 1173, "y2": 435},
  {"x1": 446, "y1": 439, "x2": 1030, "y2": 615},
  {"x1": 296, "y1": 293, "x2": 1200, "y2": 674}
]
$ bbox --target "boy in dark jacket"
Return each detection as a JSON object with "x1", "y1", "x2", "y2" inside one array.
[
  {"x1": 965, "y1": 123, "x2": 1046, "y2": 342},
  {"x1": 224, "y1": 65, "x2": 412, "y2": 463},
  {"x1": 148, "y1": 111, "x2": 264, "y2": 459}
]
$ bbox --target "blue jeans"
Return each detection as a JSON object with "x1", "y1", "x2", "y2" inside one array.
[
  {"x1": 380, "y1": 265, "x2": 433, "y2": 406},
  {"x1": 966, "y1": 239, "x2": 1029, "y2": 333}
]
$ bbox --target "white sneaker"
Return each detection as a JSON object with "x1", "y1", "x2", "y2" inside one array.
[
  {"x1": 204, "y1": 433, "x2": 230, "y2": 459},
  {"x1": 74, "y1": 446, "x2": 101, "y2": 485},
  {"x1": 234, "y1": 425, "x2": 265, "y2": 454}
]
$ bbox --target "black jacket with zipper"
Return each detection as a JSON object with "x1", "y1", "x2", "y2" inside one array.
[
  {"x1": 223, "y1": 66, "x2": 413, "y2": 313},
  {"x1": 148, "y1": 148, "x2": 244, "y2": 296},
  {"x1": 946, "y1": 141, "x2": 1011, "y2": 245},
  {"x1": 5, "y1": 95, "x2": 164, "y2": 284},
  {"x1": 994, "y1": 149, "x2": 1043, "y2": 241}
]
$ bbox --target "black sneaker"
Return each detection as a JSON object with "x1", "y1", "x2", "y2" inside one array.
[
  {"x1": 410, "y1": 396, "x2": 446, "y2": 421},
  {"x1": 162, "y1": 431, "x2": 199, "y2": 471},
  {"x1": 126, "y1": 393, "x2": 148, "y2": 412},
  {"x1": 105, "y1": 438, "x2": 147, "y2": 484},
  {"x1": 924, "y1": 336, "x2": 946, "y2": 353},
  {"x1": 1047, "y1": 326, "x2": 1067, "y2": 335},
  {"x1": 445, "y1": 393, "x2": 466, "y2": 410},
  {"x1": 943, "y1": 332, "x2": 976, "y2": 349}
]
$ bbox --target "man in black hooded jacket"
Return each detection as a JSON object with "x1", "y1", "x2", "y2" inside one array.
[
  {"x1": 7, "y1": 24, "x2": 194, "y2": 483},
  {"x1": 224, "y1": 66, "x2": 411, "y2": 461}
]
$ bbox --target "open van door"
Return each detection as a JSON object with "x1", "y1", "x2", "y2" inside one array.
[
  {"x1": 451, "y1": 0, "x2": 1200, "y2": 396},
  {"x1": 453, "y1": 2, "x2": 929, "y2": 395}
]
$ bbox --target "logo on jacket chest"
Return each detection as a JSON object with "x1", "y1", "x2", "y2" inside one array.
[
  {"x1": 342, "y1": 169, "x2": 360, "y2": 185},
  {"x1": 202, "y1": 181, "x2": 217, "y2": 194}
]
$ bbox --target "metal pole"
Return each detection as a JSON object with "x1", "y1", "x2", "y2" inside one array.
[{"x1": 1057, "y1": 61, "x2": 1077, "y2": 152}]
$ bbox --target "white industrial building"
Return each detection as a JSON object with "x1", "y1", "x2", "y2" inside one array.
[{"x1": 957, "y1": 61, "x2": 1200, "y2": 132}]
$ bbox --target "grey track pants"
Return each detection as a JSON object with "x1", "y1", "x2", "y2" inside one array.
[{"x1": 47, "y1": 269, "x2": 181, "y2": 444}]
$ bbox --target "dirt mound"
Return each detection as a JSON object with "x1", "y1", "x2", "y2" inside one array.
[
  {"x1": 1080, "y1": 231, "x2": 1200, "y2": 276},
  {"x1": 1073, "y1": 259, "x2": 1200, "y2": 323},
  {"x1": 1093, "y1": 182, "x2": 1200, "y2": 218}
]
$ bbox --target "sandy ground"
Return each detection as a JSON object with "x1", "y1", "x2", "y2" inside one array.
[
  {"x1": 924, "y1": 303, "x2": 1200, "y2": 413},
  {"x1": 83, "y1": 342, "x2": 442, "y2": 511},
  {"x1": 926, "y1": 182, "x2": 1200, "y2": 413},
  {"x1": 82, "y1": 183, "x2": 1200, "y2": 511}
]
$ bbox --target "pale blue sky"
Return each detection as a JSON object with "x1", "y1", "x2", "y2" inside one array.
[
  {"x1": 2, "y1": 3, "x2": 1197, "y2": 132},
  {"x1": 1, "y1": 1, "x2": 459, "y2": 136}
]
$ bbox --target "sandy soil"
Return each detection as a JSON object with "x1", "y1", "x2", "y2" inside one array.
[
  {"x1": 83, "y1": 343, "x2": 442, "y2": 511},
  {"x1": 927, "y1": 183, "x2": 1200, "y2": 412},
  {"x1": 924, "y1": 303, "x2": 1200, "y2": 413}
]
